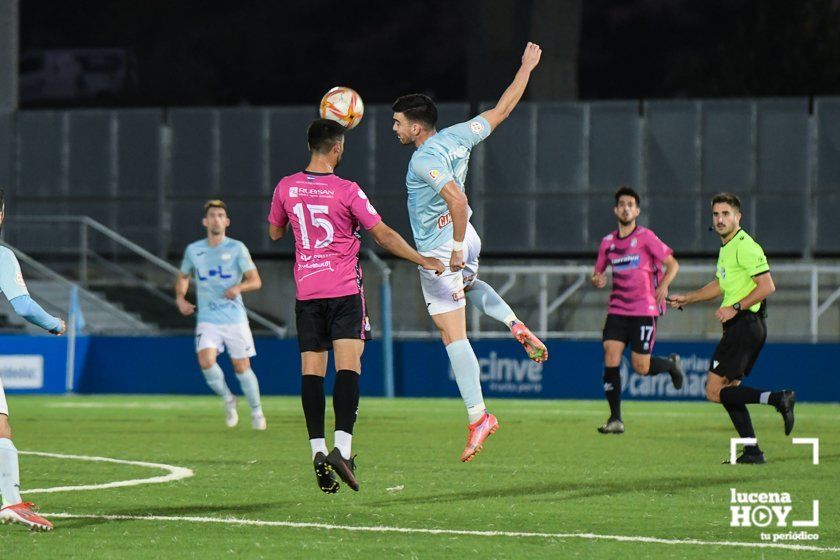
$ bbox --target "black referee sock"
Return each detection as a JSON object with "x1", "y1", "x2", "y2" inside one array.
[
  {"x1": 719, "y1": 385, "x2": 763, "y2": 406},
  {"x1": 723, "y1": 403, "x2": 762, "y2": 455},
  {"x1": 333, "y1": 370, "x2": 360, "y2": 434},
  {"x1": 301, "y1": 374, "x2": 326, "y2": 439},
  {"x1": 603, "y1": 366, "x2": 621, "y2": 421},
  {"x1": 647, "y1": 355, "x2": 675, "y2": 375}
]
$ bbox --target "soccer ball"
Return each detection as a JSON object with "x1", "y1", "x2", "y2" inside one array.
[{"x1": 319, "y1": 87, "x2": 364, "y2": 130}]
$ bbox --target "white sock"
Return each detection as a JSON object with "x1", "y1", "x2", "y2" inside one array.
[
  {"x1": 201, "y1": 364, "x2": 233, "y2": 399},
  {"x1": 335, "y1": 430, "x2": 353, "y2": 460},
  {"x1": 760, "y1": 391, "x2": 771, "y2": 405},
  {"x1": 0, "y1": 438, "x2": 22, "y2": 507},
  {"x1": 310, "y1": 438, "x2": 328, "y2": 460},
  {"x1": 236, "y1": 369, "x2": 262, "y2": 413},
  {"x1": 467, "y1": 404, "x2": 487, "y2": 425}
]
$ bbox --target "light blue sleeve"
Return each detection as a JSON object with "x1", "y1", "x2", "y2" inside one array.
[
  {"x1": 10, "y1": 295, "x2": 62, "y2": 333},
  {"x1": 179, "y1": 247, "x2": 194, "y2": 275},
  {"x1": 444, "y1": 115, "x2": 492, "y2": 148},
  {"x1": 410, "y1": 153, "x2": 454, "y2": 194},
  {"x1": 0, "y1": 247, "x2": 29, "y2": 301},
  {"x1": 237, "y1": 242, "x2": 256, "y2": 273}
]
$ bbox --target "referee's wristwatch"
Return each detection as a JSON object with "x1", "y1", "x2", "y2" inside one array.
[{"x1": 732, "y1": 302, "x2": 742, "y2": 312}]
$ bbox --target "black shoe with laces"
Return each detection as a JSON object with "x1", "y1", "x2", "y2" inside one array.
[
  {"x1": 668, "y1": 353, "x2": 685, "y2": 390},
  {"x1": 314, "y1": 452, "x2": 339, "y2": 494},
  {"x1": 773, "y1": 390, "x2": 796, "y2": 436},
  {"x1": 723, "y1": 450, "x2": 767, "y2": 465},
  {"x1": 326, "y1": 447, "x2": 359, "y2": 492}
]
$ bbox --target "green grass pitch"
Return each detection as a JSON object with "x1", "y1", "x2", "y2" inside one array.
[{"x1": 1, "y1": 395, "x2": 837, "y2": 559}]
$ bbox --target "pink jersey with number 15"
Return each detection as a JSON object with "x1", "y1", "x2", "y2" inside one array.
[{"x1": 268, "y1": 171, "x2": 382, "y2": 301}]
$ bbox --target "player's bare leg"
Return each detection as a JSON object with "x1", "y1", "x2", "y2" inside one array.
[
  {"x1": 464, "y1": 280, "x2": 547, "y2": 363},
  {"x1": 433, "y1": 308, "x2": 499, "y2": 462},
  {"x1": 232, "y1": 357, "x2": 266, "y2": 430},
  {"x1": 198, "y1": 348, "x2": 238, "y2": 427},
  {"x1": 0, "y1": 415, "x2": 53, "y2": 531}
]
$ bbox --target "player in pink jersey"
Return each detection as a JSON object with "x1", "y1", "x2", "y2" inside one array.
[
  {"x1": 268, "y1": 119, "x2": 443, "y2": 493},
  {"x1": 591, "y1": 186, "x2": 684, "y2": 434}
]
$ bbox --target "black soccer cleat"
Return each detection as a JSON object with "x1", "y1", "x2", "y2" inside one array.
[
  {"x1": 325, "y1": 447, "x2": 359, "y2": 492},
  {"x1": 597, "y1": 418, "x2": 625, "y2": 434},
  {"x1": 774, "y1": 390, "x2": 796, "y2": 436},
  {"x1": 668, "y1": 353, "x2": 685, "y2": 390},
  {"x1": 723, "y1": 451, "x2": 767, "y2": 465},
  {"x1": 314, "y1": 452, "x2": 339, "y2": 494}
]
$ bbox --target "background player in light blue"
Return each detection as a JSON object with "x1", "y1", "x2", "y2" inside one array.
[
  {"x1": 176, "y1": 200, "x2": 266, "y2": 430},
  {"x1": 391, "y1": 42, "x2": 547, "y2": 462},
  {"x1": 0, "y1": 192, "x2": 63, "y2": 531}
]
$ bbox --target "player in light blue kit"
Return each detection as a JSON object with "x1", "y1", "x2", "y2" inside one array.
[
  {"x1": 391, "y1": 42, "x2": 547, "y2": 462},
  {"x1": 176, "y1": 200, "x2": 266, "y2": 430},
  {"x1": 0, "y1": 192, "x2": 62, "y2": 531}
]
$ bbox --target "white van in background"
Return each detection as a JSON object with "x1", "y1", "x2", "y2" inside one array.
[{"x1": 19, "y1": 48, "x2": 136, "y2": 104}]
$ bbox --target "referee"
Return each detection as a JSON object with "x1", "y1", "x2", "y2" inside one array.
[{"x1": 669, "y1": 193, "x2": 795, "y2": 464}]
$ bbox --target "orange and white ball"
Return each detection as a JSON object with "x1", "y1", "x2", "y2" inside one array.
[{"x1": 319, "y1": 86, "x2": 364, "y2": 130}]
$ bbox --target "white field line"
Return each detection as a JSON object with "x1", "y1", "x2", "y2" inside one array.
[
  {"x1": 41, "y1": 512, "x2": 839, "y2": 553},
  {"x1": 20, "y1": 451, "x2": 194, "y2": 494},
  {"x1": 45, "y1": 402, "x2": 217, "y2": 410}
]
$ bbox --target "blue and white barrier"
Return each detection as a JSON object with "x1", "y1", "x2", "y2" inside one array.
[{"x1": 1, "y1": 336, "x2": 837, "y2": 402}]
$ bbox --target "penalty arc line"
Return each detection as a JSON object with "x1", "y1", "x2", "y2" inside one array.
[
  {"x1": 19, "y1": 451, "x2": 194, "y2": 494},
  {"x1": 41, "y1": 513, "x2": 839, "y2": 553}
]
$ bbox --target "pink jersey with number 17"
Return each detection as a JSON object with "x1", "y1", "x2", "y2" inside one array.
[
  {"x1": 268, "y1": 171, "x2": 382, "y2": 301},
  {"x1": 594, "y1": 226, "x2": 673, "y2": 317}
]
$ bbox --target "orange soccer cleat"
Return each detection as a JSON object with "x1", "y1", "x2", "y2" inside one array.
[
  {"x1": 510, "y1": 322, "x2": 548, "y2": 363},
  {"x1": 460, "y1": 412, "x2": 500, "y2": 462},
  {"x1": 0, "y1": 502, "x2": 54, "y2": 531}
]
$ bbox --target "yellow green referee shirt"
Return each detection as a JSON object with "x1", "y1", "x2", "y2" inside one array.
[{"x1": 716, "y1": 229, "x2": 770, "y2": 312}]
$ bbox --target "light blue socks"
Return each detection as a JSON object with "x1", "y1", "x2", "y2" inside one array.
[
  {"x1": 236, "y1": 368, "x2": 263, "y2": 412},
  {"x1": 0, "y1": 438, "x2": 22, "y2": 506},
  {"x1": 201, "y1": 364, "x2": 233, "y2": 399},
  {"x1": 446, "y1": 339, "x2": 486, "y2": 423},
  {"x1": 466, "y1": 279, "x2": 517, "y2": 326}
]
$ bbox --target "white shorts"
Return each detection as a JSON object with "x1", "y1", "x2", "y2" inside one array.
[
  {"x1": 195, "y1": 322, "x2": 256, "y2": 359},
  {"x1": 0, "y1": 378, "x2": 7, "y2": 416},
  {"x1": 418, "y1": 223, "x2": 481, "y2": 316}
]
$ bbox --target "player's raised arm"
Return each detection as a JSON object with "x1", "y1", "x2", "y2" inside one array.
[{"x1": 480, "y1": 42, "x2": 542, "y2": 131}]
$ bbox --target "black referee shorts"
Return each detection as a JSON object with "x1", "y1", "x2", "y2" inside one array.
[
  {"x1": 295, "y1": 293, "x2": 371, "y2": 353},
  {"x1": 710, "y1": 311, "x2": 767, "y2": 380}
]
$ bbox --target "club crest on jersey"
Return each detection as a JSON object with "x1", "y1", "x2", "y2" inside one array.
[
  {"x1": 289, "y1": 187, "x2": 299, "y2": 198},
  {"x1": 631, "y1": 237, "x2": 638, "y2": 248},
  {"x1": 221, "y1": 253, "x2": 232, "y2": 261},
  {"x1": 470, "y1": 121, "x2": 485, "y2": 134}
]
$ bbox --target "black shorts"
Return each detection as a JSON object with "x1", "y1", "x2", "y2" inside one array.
[
  {"x1": 295, "y1": 293, "x2": 371, "y2": 353},
  {"x1": 602, "y1": 314, "x2": 658, "y2": 354},
  {"x1": 710, "y1": 311, "x2": 767, "y2": 380}
]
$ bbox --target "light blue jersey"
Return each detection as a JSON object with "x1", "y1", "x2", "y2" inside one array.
[
  {"x1": 0, "y1": 246, "x2": 29, "y2": 301},
  {"x1": 406, "y1": 115, "x2": 492, "y2": 251},
  {"x1": 180, "y1": 237, "x2": 256, "y2": 325}
]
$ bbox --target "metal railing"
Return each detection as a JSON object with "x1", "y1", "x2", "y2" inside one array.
[
  {"x1": 464, "y1": 263, "x2": 840, "y2": 343},
  {"x1": 2, "y1": 242, "x2": 151, "y2": 333},
  {"x1": 6, "y1": 215, "x2": 287, "y2": 337}
]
